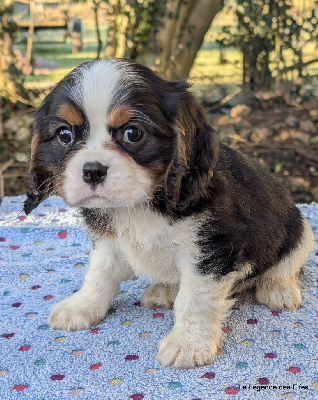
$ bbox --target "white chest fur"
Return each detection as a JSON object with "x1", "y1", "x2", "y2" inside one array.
[{"x1": 111, "y1": 207, "x2": 199, "y2": 283}]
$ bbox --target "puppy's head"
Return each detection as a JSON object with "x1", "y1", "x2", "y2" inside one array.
[{"x1": 24, "y1": 58, "x2": 219, "y2": 214}]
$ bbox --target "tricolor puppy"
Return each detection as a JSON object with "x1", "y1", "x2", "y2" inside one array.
[{"x1": 24, "y1": 58, "x2": 314, "y2": 369}]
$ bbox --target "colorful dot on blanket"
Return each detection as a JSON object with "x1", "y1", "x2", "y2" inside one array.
[
  {"x1": 74, "y1": 263, "x2": 85, "y2": 269},
  {"x1": 44, "y1": 295, "x2": 54, "y2": 300},
  {"x1": 222, "y1": 327, "x2": 232, "y2": 333},
  {"x1": 18, "y1": 216, "x2": 27, "y2": 221},
  {"x1": 125, "y1": 354, "x2": 139, "y2": 361},
  {"x1": 1, "y1": 332, "x2": 15, "y2": 339},
  {"x1": 26, "y1": 312, "x2": 38, "y2": 318},
  {"x1": 0, "y1": 369, "x2": 8, "y2": 376},
  {"x1": 90, "y1": 328, "x2": 101, "y2": 334},
  {"x1": 13, "y1": 384, "x2": 29, "y2": 392},
  {"x1": 0, "y1": 237, "x2": 5, "y2": 242},
  {"x1": 58, "y1": 230, "x2": 68, "y2": 239},
  {"x1": 236, "y1": 361, "x2": 248, "y2": 369},
  {"x1": 46, "y1": 269, "x2": 55, "y2": 274},
  {"x1": 19, "y1": 274, "x2": 29, "y2": 280},
  {"x1": 51, "y1": 375, "x2": 65, "y2": 381},
  {"x1": 70, "y1": 388, "x2": 84, "y2": 395},
  {"x1": 122, "y1": 320, "x2": 134, "y2": 326},
  {"x1": 140, "y1": 332, "x2": 151, "y2": 337},
  {"x1": 34, "y1": 359, "x2": 46, "y2": 366},
  {"x1": 38, "y1": 324, "x2": 49, "y2": 330},
  {"x1": 264, "y1": 352, "x2": 277, "y2": 359},
  {"x1": 129, "y1": 394, "x2": 144, "y2": 400},
  {"x1": 10, "y1": 245, "x2": 19, "y2": 250},
  {"x1": 153, "y1": 312, "x2": 164, "y2": 318},
  {"x1": 247, "y1": 318, "x2": 257, "y2": 324},
  {"x1": 241, "y1": 339, "x2": 254, "y2": 346},
  {"x1": 12, "y1": 302, "x2": 22, "y2": 308},
  {"x1": 146, "y1": 369, "x2": 158, "y2": 374},
  {"x1": 225, "y1": 387, "x2": 240, "y2": 395},
  {"x1": 31, "y1": 285, "x2": 41, "y2": 290},
  {"x1": 168, "y1": 382, "x2": 182, "y2": 389},
  {"x1": 109, "y1": 378, "x2": 122, "y2": 385},
  {"x1": 258, "y1": 377, "x2": 270, "y2": 384},
  {"x1": 18, "y1": 345, "x2": 31, "y2": 352},
  {"x1": 55, "y1": 336, "x2": 67, "y2": 342},
  {"x1": 269, "y1": 329, "x2": 281, "y2": 336},
  {"x1": 72, "y1": 350, "x2": 84, "y2": 356},
  {"x1": 201, "y1": 372, "x2": 216, "y2": 379},
  {"x1": 107, "y1": 340, "x2": 120, "y2": 346},
  {"x1": 287, "y1": 366, "x2": 301, "y2": 374},
  {"x1": 294, "y1": 343, "x2": 306, "y2": 350},
  {"x1": 34, "y1": 241, "x2": 43, "y2": 245},
  {"x1": 61, "y1": 279, "x2": 72, "y2": 283},
  {"x1": 90, "y1": 364, "x2": 102, "y2": 370}
]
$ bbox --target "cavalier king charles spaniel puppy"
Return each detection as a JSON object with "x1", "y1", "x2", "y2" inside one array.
[{"x1": 24, "y1": 58, "x2": 314, "y2": 369}]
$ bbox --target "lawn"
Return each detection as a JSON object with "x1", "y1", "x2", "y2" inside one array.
[{"x1": 14, "y1": 3, "x2": 318, "y2": 105}]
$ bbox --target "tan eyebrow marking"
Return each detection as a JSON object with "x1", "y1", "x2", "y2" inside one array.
[
  {"x1": 108, "y1": 105, "x2": 134, "y2": 128},
  {"x1": 57, "y1": 102, "x2": 84, "y2": 126}
]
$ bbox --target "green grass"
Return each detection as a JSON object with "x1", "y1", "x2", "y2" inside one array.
[{"x1": 14, "y1": 7, "x2": 318, "y2": 103}]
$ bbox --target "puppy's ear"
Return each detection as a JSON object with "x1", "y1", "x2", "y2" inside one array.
[
  {"x1": 24, "y1": 102, "x2": 53, "y2": 215},
  {"x1": 165, "y1": 87, "x2": 219, "y2": 210},
  {"x1": 24, "y1": 131, "x2": 53, "y2": 215}
]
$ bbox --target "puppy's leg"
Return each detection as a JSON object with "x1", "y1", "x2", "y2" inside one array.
[
  {"x1": 255, "y1": 218, "x2": 314, "y2": 310},
  {"x1": 141, "y1": 282, "x2": 178, "y2": 310},
  {"x1": 157, "y1": 265, "x2": 234, "y2": 368},
  {"x1": 49, "y1": 239, "x2": 133, "y2": 331}
]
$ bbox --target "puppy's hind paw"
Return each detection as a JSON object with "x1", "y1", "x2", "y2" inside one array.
[
  {"x1": 255, "y1": 281, "x2": 302, "y2": 311},
  {"x1": 141, "y1": 282, "x2": 178, "y2": 310}
]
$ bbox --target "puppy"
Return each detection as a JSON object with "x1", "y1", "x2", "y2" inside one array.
[{"x1": 24, "y1": 58, "x2": 315, "y2": 369}]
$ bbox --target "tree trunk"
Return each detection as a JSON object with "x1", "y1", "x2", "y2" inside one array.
[
  {"x1": 166, "y1": 0, "x2": 222, "y2": 80},
  {"x1": 105, "y1": 0, "x2": 223, "y2": 80},
  {"x1": 105, "y1": 0, "x2": 120, "y2": 58},
  {"x1": 93, "y1": 0, "x2": 103, "y2": 59}
]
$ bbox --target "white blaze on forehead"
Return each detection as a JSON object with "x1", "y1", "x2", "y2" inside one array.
[{"x1": 81, "y1": 60, "x2": 123, "y2": 148}]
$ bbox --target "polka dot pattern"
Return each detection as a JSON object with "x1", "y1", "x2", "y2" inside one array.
[{"x1": 0, "y1": 196, "x2": 317, "y2": 399}]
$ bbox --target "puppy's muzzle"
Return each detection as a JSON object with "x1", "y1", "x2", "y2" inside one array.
[{"x1": 82, "y1": 162, "x2": 108, "y2": 189}]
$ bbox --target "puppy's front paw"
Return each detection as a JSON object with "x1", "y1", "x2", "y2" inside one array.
[
  {"x1": 157, "y1": 329, "x2": 218, "y2": 368},
  {"x1": 48, "y1": 294, "x2": 107, "y2": 331}
]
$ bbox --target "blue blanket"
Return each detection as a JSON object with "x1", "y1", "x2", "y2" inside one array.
[{"x1": 0, "y1": 196, "x2": 317, "y2": 400}]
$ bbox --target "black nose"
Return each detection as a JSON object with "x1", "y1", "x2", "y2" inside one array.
[{"x1": 82, "y1": 162, "x2": 108, "y2": 188}]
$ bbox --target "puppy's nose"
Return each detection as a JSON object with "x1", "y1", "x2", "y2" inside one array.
[{"x1": 82, "y1": 162, "x2": 108, "y2": 187}]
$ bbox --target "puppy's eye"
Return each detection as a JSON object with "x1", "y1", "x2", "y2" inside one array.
[
  {"x1": 123, "y1": 127, "x2": 143, "y2": 143},
  {"x1": 57, "y1": 128, "x2": 73, "y2": 145}
]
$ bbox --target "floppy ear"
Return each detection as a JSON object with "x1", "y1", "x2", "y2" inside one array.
[
  {"x1": 23, "y1": 100, "x2": 54, "y2": 215},
  {"x1": 23, "y1": 132, "x2": 54, "y2": 215},
  {"x1": 165, "y1": 90, "x2": 219, "y2": 210}
]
